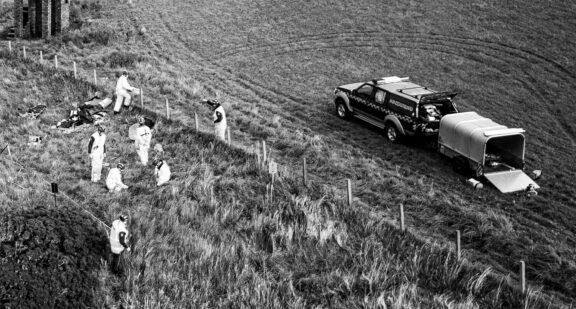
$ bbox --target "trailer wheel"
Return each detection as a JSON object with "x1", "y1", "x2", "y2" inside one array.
[
  {"x1": 452, "y1": 156, "x2": 469, "y2": 175},
  {"x1": 384, "y1": 123, "x2": 402, "y2": 143}
]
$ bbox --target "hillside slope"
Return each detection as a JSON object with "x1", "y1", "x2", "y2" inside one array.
[{"x1": 0, "y1": 50, "x2": 566, "y2": 308}]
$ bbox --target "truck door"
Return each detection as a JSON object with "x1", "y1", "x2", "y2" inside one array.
[{"x1": 350, "y1": 83, "x2": 375, "y2": 113}]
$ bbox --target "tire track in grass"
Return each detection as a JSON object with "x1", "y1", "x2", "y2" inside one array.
[
  {"x1": 122, "y1": 4, "x2": 576, "y2": 300},
  {"x1": 212, "y1": 32, "x2": 576, "y2": 145}
]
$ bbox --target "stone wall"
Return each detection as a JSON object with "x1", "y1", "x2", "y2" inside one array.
[
  {"x1": 13, "y1": 0, "x2": 23, "y2": 37},
  {"x1": 41, "y1": 0, "x2": 51, "y2": 39}
]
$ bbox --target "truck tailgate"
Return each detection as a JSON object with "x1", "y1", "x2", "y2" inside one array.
[{"x1": 484, "y1": 170, "x2": 539, "y2": 193}]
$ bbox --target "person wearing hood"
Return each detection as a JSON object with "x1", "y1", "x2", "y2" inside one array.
[
  {"x1": 135, "y1": 116, "x2": 152, "y2": 165},
  {"x1": 106, "y1": 163, "x2": 129, "y2": 193},
  {"x1": 109, "y1": 214, "x2": 131, "y2": 275},
  {"x1": 203, "y1": 99, "x2": 227, "y2": 142},
  {"x1": 114, "y1": 71, "x2": 137, "y2": 115},
  {"x1": 153, "y1": 159, "x2": 171, "y2": 186},
  {"x1": 88, "y1": 125, "x2": 107, "y2": 182}
]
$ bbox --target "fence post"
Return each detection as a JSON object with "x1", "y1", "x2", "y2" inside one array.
[
  {"x1": 8, "y1": 41, "x2": 12, "y2": 52},
  {"x1": 54, "y1": 55, "x2": 58, "y2": 69},
  {"x1": 73, "y1": 62, "x2": 77, "y2": 79},
  {"x1": 23, "y1": 46, "x2": 26, "y2": 59},
  {"x1": 194, "y1": 112, "x2": 199, "y2": 132},
  {"x1": 40, "y1": 51, "x2": 43, "y2": 63},
  {"x1": 456, "y1": 230, "x2": 461, "y2": 260},
  {"x1": 7, "y1": 145, "x2": 12, "y2": 159},
  {"x1": 93, "y1": 69, "x2": 97, "y2": 85},
  {"x1": 520, "y1": 260, "x2": 526, "y2": 294},
  {"x1": 226, "y1": 128, "x2": 231, "y2": 145},
  {"x1": 262, "y1": 141, "x2": 267, "y2": 165},
  {"x1": 165, "y1": 98, "x2": 170, "y2": 119},
  {"x1": 346, "y1": 179, "x2": 352, "y2": 207},
  {"x1": 302, "y1": 157, "x2": 307, "y2": 186},
  {"x1": 140, "y1": 87, "x2": 144, "y2": 109},
  {"x1": 399, "y1": 204, "x2": 405, "y2": 232}
]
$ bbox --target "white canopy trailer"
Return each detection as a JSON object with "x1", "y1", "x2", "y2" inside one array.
[{"x1": 438, "y1": 112, "x2": 539, "y2": 193}]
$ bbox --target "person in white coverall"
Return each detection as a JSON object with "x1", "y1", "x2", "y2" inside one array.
[
  {"x1": 88, "y1": 125, "x2": 106, "y2": 182},
  {"x1": 114, "y1": 71, "x2": 136, "y2": 114},
  {"x1": 106, "y1": 163, "x2": 129, "y2": 193},
  {"x1": 135, "y1": 117, "x2": 152, "y2": 165},
  {"x1": 203, "y1": 99, "x2": 227, "y2": 141},
  {"x1": 153, "y1": 159, "x2": 171, "y2": 186},
  {"x1": 109, "y1": 214, "x2": 130, "y2": 275}
]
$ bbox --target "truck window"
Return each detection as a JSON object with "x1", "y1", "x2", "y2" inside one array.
[
  {"x1": 375, "y1": 89, "x2": 387, "y2": 105},
  {"x1": 357, "y1": 84, "x2": 374, "y2": 98}
]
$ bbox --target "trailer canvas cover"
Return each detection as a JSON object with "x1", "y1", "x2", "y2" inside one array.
[{"x1": 439, "y1": 112, "x2": 539, "y2": 193}]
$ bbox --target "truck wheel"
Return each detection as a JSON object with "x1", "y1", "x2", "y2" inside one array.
[
  {"x1": 335, "y1": 99, "x2": 350, "y2": 120},
  {"x1": 384, "y1": 123, "x2": 402, "y2": 143}
]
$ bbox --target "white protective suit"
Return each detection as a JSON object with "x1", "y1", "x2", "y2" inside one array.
[
  {"x1": 88, "y1": 132, "x2": 106, "y2": 182},
  {"x1": 155, "y1": 161, "x2": 171, "y2": 186},
  {"x1": 109, "y1": 219, "x2": 129, "y2": 254},
  {"x1": 114, "y1": 75, "x2": 136, "y2": 113},
  {"x1": 106, "y1": 168, "x2": 129, "y2": 192},
  {"x1": 213, "y1": 105, "x2": 227, "y2": 142},
  {"x1": 135, "y1": 125, "x2": 152, "y2": 165}
]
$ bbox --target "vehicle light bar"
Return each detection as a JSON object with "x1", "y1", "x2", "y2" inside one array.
[
  {"x1": 378, "y1": 76, "x2": 410, "y2": 84},
  {"x1": 484, "y1": 128, "x2": 525, "y2": 137}
]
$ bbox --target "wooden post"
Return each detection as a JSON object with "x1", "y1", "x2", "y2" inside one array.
[
  {"x1": 165, "y1": 98, "x2": 170, "y2": 119},
  {"x1": 8, "y1": 41, "x2": 12, "y2": 52},
  {"x1": 520, "y1": 260, "x2": 526, "y2": 294},
  {"x1": 73, "y1": 62, "x2": 77, "y2": 79},
  {"x1": 40, "y1": 51, "x2": 43, "y2": 63},
  {"x1": 456, "y1": 230, "x2": 461, "y2": 260},
  {"x1": 93, "y1": 69, "x2": 97, "y2": 85},
  {"x1": 194, "y1": 112, "x2": 199, "y2": 132},
  {"x1": 23, "y1": 46, "x2": 26, "y2": 59},
  {"x1": 54, "y1": 55, "x2": 58, "y2": 69},
  {"x1": 399, "y1": 204, "x2": 405, "y2": 232},
  {"x1": 140, "y1": 87, "x2": 144, "y2": 109},
  {"x1": 346, "y1": 179, "x2": 352, "y2": 207},
  {"x1": 226, "y1": 128, "x2": 230, "y2": 145},
  {"x1": 262, "y1": 141, "x2": 267, "y2": 165},
  {"x1": 302, "y1": 157, "x2": 307, "y2": 186}
]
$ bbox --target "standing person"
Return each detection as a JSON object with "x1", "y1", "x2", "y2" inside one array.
[
  {"x1": 203, "y1": 99, "x2": 227, "y2": 142},
  {"x1": 109, "y1": 215, "x2": 131, "y2": 275},
  {"x1": 114, "y1": 71, "x2": 137, "y2": 115},
  {"x1": 88, "y1": 125, "x2": 106, "y2": 182},
  {"x1": 106, "y1": 163, "x2": 129, "y2": 193},
  {"x1": 153, "y1": 159, "x2": 171, "y2": 186},
  {"x1": 135, "y1": 116, "x2": 152, "y2": 165}
]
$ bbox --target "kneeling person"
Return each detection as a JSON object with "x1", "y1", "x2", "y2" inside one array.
[
  {"x1": 153, "y1": 159, "x2": 171, "y2": 186},
  {"x1": 106, "y1": 163, "x2": 129, "y2": 192}
]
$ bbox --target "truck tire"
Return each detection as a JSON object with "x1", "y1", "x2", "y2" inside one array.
[
  {"x1": 384, "y1": 123, "x2": 403, "y2": 143},
  {"x1": 335, "y1": 99, "x2": 350, "y2": 120}
]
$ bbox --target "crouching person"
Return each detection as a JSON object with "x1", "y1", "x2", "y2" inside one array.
[
  {"x1": 106, "y1": 163, "x2": 129, "y2": 193},
  {"x1": 109, "y1": 215, "x2": 130, "y2": 275},
  {"x1": 153, "y1": 159, "x2": 171, "y2": 186}
]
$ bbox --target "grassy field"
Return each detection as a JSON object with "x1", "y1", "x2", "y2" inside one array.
[{"x1": 1, "y1": 0, "x2": 576, "y2": 307}]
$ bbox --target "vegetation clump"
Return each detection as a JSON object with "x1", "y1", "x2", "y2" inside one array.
[{"x1": 0, "y1": 206, "x2": 107, "y2": 308}]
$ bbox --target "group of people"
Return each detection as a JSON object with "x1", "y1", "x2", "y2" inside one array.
[{"x1": 99, "y1": 71, "x2": 228, "y2": 275}]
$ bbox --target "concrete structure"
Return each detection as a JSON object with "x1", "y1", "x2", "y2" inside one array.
[{"x1": 13, "y1": 0, "x2": 70, "y2": 39}]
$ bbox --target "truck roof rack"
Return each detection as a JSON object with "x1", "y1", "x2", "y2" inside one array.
[{"x1": 377, "y1": 76, "x2": 410, "y2": 84}]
